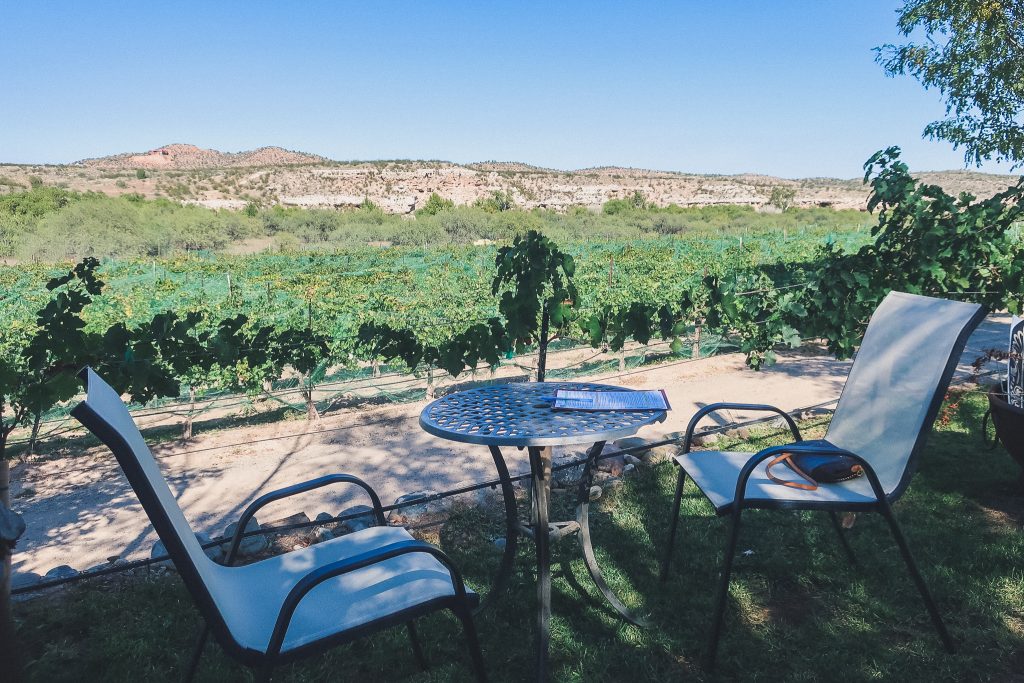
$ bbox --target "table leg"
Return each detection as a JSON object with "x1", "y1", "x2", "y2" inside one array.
[
  {"x1": 576, "y1": 440, "x2": 648, "y2": 627},
  {"x1": 529, "y1": 445, "x2": 552, "y2": 681},
  {"x1": 474, "y1": 445, "x2": 519, "y2": 615}
]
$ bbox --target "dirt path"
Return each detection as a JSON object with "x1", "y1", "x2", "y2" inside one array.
[{"x1": 9, "y1": 315, "x2": 1009, "y2": 583}]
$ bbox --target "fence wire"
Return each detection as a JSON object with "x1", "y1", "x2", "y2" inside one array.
[{"x1": 11, "y1": 398, "x2": 839, "y2": 595}]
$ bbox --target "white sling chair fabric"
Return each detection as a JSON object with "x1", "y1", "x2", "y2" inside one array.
[
  {"x1": 75, "y1": 368, "x2": 461, "y2": 655},
  {"x1": 674, "y1": 292, "x2": 983, "y2": 512}
]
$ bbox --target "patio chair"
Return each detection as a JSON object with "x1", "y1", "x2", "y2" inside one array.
[
  {"x1": 70, "y1": 367, "x2": 487, "y2": 682},
  {"x1": 659, "y1": 291, "x2": 985, "y2": 668}
]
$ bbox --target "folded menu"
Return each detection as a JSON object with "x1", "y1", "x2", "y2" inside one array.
[{"x1": 553, "y1": 389, "x2": 671, "y2": 411}]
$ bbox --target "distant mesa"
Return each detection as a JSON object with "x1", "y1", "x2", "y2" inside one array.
[
  {"x1": 466, "y1": 161, "x2": 559, "y2": 174},
  {"x1": 7, "y1": 145, "x2": 1015, "y2": 216},
  {"x1": 76, "y1": 143, "x2": 327, "y2": 169}
]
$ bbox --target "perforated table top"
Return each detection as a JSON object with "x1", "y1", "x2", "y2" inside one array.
[{"x1": 420, "y1": 382, "x2": 667, "y2": 447}]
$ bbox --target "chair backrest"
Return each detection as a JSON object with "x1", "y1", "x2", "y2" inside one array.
[
  {"x1": 70, "y1": 368, "x2": 228, "y2": 634},
  {"x1": 825, "y1": 291, "x2": 985, "y2": 498}
]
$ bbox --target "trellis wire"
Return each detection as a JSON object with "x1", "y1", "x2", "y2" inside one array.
[
  {"x1": 9, "y1": 334, "x2": 789, "y2": 483},
  {"x1": 12, "y1": 360, "x2": 994, "y2": 594}
]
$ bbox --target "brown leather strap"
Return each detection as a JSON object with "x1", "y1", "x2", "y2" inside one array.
[{"x1": 765, "y1": 453, "x2": 818, "y2": 491}]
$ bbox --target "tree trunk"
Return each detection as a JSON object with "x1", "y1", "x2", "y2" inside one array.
[
  {"x1": 537, "y1": 307, "x2": 550, "y2": 383},
  {"x1": 26, "y1": 413, "x2": 41, "y2": 456},
  {"x1": 425, "y1": 367, "x2": 435, "y2": 400},
  {"x1": 0, "y1": 451, "x2": 20, "y2": 678},
  {"x1": 304, "y1": 386, "x2": 320, "y2": 421},
  {"x1": 182, "y1": 386, "x2": 196, "y2": 440},
  {"x1": 693, "y1": 324, "x2": 702, "y2": 359}
]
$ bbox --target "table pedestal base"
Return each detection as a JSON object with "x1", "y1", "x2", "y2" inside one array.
[{"x1": 480, "y1": 442, "x2": 647, "y2": 681}]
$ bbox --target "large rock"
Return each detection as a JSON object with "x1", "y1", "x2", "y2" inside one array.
[
  {"x1": 262, "y1": 512, "x2": 312, "y2": 531},
  {"x1": 44, "y1": 565, "x2": 78, "y2": 580},
  {"x1": 388, "y1": 491, "x2": 450, "y2": 525},
  {"x1": 553, "y1": 460, "x2": 587, "y2": 488},
  {"x1": 725, "y1": 427, "x2": 751, "y2": 440},
  {"x1": 314, "y1": 512, "x2": 335, "y2": 525},
  {"x1": 339, "y1": 505, "x2": 378, "y2": 533},
  {"x1": 614, "y1": 435, "x2": 677, "y2": 464},
  {"x1": 12, "y1": 571, "x2": 41, "y2": 589},
  {"x1": 469, "y1": 484, "x2": 503, "y2": 508},
  {"x1": 222, "y1": 518, "x2": 268, "y2": 558},
  {"x1": 153, "y1": 531, "x2": 221, "y2": 568},
  {"x1": 195, "y1": 532, "x2": 221, "y2": 561},
  {"x1": 0, "y1": 503, "x2": 26, "y2": 548},
  {"x1": 312, "y1": 527, "x2": 334, "y2": 544},
  {"x1": 596, "y1": 452, "x2": 625, "y2": 477},
  {"x1": 692, "y1": 432, "x2": 720, "y2": 447}
]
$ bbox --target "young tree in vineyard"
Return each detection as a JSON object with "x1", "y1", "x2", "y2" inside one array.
[
  {"x1": 271, "y1": 328, "x2": 331, "y2": 420},
  {"x1": 491, "y1": 230, "x2": 577, "y2": 380}
]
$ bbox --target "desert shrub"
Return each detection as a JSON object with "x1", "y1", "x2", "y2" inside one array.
[
  {"x1": 18, "y1": 199, "x2": 149, "y2": 260},
  {"x1": 357, "y1": 199, "x2": 387, "y2": 225},
  {"x1": 416, "y1": 192, "x2": 454, "y2": 217},
  {"x1": 0, "y1": 186, "x2": 79, "y2": 217},
  {"x1": 769, "y1": 186, "x2": 796, "y2": 211},
  {"x1": 602, "y1": 190, "x2": 650, "y2": 215},
  {"x1": 0, "y1": 214, "x2": 16, "y2": 257},
  {"x1": 474, "y1": 190, "x2": 516, "y2": 213},
  {"x1": 0, "y1": 182, "x2": 875, "y2": 262}
]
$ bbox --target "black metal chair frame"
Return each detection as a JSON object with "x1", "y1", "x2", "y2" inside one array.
[
  {"x1": 71, "y1": 369, "x2": 487, "y2": 683},
  {"x1": 659, "y1": 302, "x2": 984, "y2": 670}
]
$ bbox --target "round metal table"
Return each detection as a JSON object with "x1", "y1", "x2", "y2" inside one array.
[{"x1": 420, "y1": 381, "x2": 667, "y2": 681}]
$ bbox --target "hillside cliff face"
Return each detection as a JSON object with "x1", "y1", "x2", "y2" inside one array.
[
  {"x1": 0, "y1": 144, "x2": 1016, "y2": 214},
  {"x1": 75, "y1": 143, "x2": 327, "y2": 169}
]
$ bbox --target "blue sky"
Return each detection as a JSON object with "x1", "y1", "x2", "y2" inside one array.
[{"x1": 1, "y1": 1, "x2": 1016, "y2": 177}]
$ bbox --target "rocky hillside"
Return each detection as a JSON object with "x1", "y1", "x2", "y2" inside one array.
[
  {"x1": 0, "y1": 145, "x2": 1018, "y2": 214},
  {"x1": 75, "y1": 143, "x2": 326, "y2": 170}
]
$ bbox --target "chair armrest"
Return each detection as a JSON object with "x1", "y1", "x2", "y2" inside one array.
[
  {"x1": 682, "y1": 402, "x2": 802, "y2": 454},
  {"x1": 224, "y1": 474, "x2": 387, "y2": 566},
  {"x1": 733, "y1": 442, "x2": 886, "y2": 509},
  {"x1": 265, "y1": 539, "x2": 468, "y2": 659}
]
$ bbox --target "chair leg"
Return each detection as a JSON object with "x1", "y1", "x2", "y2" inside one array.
[
  {"x1": 828, "y1": 512, "x2": 857, "y2": 566},
  {"x1": 878, "y1": 502, "x2": 956, "y2": 653},
  {"x1": 454, "y1": 604, "x2": 488, "y2": 683},
  {"x1": 659, "y1": 468, "x2": 688, "y2": 582},
  {"x1": 406, "y1": 621, "x2": 428, "y2": 671},
  {"x1": 183, "y1": 622, "x2": 209, "y2": 683},
  {"x1": 706, "y1": 506, "x2": 744, "y2": 671}
]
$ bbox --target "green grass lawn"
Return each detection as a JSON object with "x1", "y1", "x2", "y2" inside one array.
[{"x1": 13, "y1": 392, "x2": 1024, "y2": 681}]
